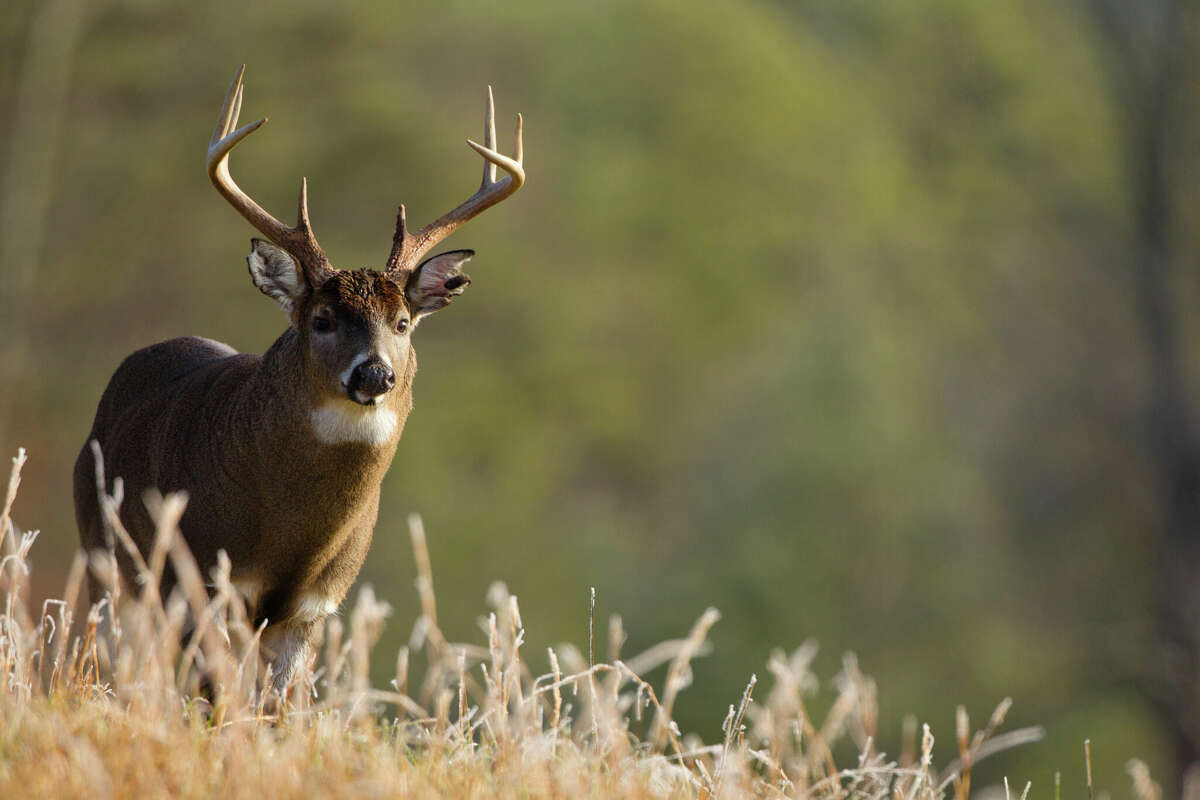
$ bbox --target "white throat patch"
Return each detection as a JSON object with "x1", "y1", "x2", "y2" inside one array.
[{"x1": 310, "y1": 402, "x2": 398, "y2": 446}]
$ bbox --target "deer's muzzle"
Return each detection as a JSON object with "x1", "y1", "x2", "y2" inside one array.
[{"x1": 346, "y1": 357, "x2": 395, "y2": 404}]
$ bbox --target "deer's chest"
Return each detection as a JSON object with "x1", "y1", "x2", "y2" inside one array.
[{"x1": 242, "y1": 455, "x2": 386, "y2": 623}]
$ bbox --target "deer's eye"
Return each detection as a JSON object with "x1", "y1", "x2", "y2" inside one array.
[
  {"x1": 312, "y1": 315, "x2": 334, "y2": 333},
  {"x1": 396, "y1": 318, "x2": 409, "y2": 334}
]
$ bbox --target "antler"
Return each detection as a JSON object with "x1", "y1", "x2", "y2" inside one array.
[
  {"x1": 385, "y1": 86, "x2": 525, "y2": 274},
  {"x1": 207, "y1": 66, "x2": 333, "y2": 285}
]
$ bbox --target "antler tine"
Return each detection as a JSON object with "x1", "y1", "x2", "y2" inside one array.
[
  {"x1": 513, "y1": 112, "x2": 523, "y2": 163},
  {"x1": 206, "y1": 66, "x2": 331, "y2": 282},
  {"x1": 482, "y1": 86, "x2": 497, "y2": 188},
  {"x1": 209, "y1": 65, "x2": 242, "y2": 150},
  {"x1": 386, "y1": 87, "x2": 526, "y2": 274},
  {"x1": 298, "y1": 176, "x2": 313, "y2": 232}
]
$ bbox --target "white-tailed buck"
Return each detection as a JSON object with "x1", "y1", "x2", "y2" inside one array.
[{"x1": 73, "y1": 66, "x2": 525, "y2": 690}]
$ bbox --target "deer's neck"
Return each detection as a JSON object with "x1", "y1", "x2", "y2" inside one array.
[{"x1": 244, "y1": 328, "x2": 413, "y2": 468}]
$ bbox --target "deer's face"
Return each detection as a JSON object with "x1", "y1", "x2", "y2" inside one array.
[
  {"x1": 246, "y1": 239, "x2": 473, "y2": 407},
  {"x1": 305, "y1": 270, "x2": 410, "y2": 405}
]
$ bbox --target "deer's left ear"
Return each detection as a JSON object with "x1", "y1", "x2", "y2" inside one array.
[{"x1": 406, "y1": 250, "x2": 474, "y2": 319}]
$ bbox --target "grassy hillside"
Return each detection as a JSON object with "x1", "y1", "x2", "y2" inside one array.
[{"x1": 2, "y1": 450, "x2": 1146, "y2": 799}]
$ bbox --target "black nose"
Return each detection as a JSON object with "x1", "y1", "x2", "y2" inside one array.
[{"x1": 348, "y1": 357, "x2": 395, "y2": 399}]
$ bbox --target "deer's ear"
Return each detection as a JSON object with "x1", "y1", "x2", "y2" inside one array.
[
  {"x1": 406, "y1": 250, "x2": 474, "y2": 319},
  {"x1": 247, "y1": 238, "x2": 307, "y2": 316}
]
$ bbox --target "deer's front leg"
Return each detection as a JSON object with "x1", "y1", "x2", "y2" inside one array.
[{"x1": 261, "y1": 620, "x2": 318, "y2": 697}]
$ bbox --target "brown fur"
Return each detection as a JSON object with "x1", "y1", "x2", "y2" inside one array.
[{"x1": 73, "y1": 258, "x2": 438, "y2": 690}]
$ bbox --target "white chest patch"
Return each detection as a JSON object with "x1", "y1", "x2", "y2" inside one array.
[
  {"x1": 294, "y1": 593, "x2": 339, "y2": 623},
  {"x1": 310, "y1": 402, "x2": 398, "y2": 446}
]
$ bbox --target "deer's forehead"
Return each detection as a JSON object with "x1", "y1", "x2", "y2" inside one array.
[{"x1": 316, "y1": 270, "x2": 406, "y2": 318}]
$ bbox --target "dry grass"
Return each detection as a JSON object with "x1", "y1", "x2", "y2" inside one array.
[{"x1": 0, "y1": 446, "x2": 1108, "y2": 798}]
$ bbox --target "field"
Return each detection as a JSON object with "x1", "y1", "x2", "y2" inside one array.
[{"x1": 0, "y1": 449, "x2": 1157, "y2": 799}]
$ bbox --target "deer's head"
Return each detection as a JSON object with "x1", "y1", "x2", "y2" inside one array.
[{"x1": 207, "y1": 67, "x2": 524, "y2": 409}]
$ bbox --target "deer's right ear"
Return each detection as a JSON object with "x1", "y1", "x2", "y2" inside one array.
[{"x1": 246, "y1": 238, "x2": 307, "y2": 316}]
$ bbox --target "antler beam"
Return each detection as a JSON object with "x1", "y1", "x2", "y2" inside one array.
[
  {"x1": 207, "y1": 66, "x2": 332, "y2": 284},
  {"x1": 386, "y1": 86, "x2": 525, "y2": 274}
]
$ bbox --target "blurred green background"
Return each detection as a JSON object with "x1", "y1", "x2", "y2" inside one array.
[{"x1": 3, "y1": 0, "x2": 1196, "y2": 792}]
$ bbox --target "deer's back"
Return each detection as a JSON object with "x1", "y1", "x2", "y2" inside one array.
[{"x1": 75, "y1": 336, "x2": 262, "y2": 566}]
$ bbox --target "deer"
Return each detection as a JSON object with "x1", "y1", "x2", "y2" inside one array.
[{"x1": 72, "y1": 65, "x2": 525, "y2": 692}]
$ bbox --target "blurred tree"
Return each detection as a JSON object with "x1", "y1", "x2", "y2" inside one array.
[
  {"x1": 0, "y1": 0, "x2": 89, "y2": 446},
  {"x1": 1090, "y1": 0, "x2": 1200, "y2": 774}
]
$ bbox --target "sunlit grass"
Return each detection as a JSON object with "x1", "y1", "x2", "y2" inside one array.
[{"x1": 0, "y1": 448, "x2": 1152, "y2": 798}]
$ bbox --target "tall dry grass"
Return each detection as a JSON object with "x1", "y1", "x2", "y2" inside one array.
[{"x1": 0, "y1": 447, "x2": 1135, "y2": 798}]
